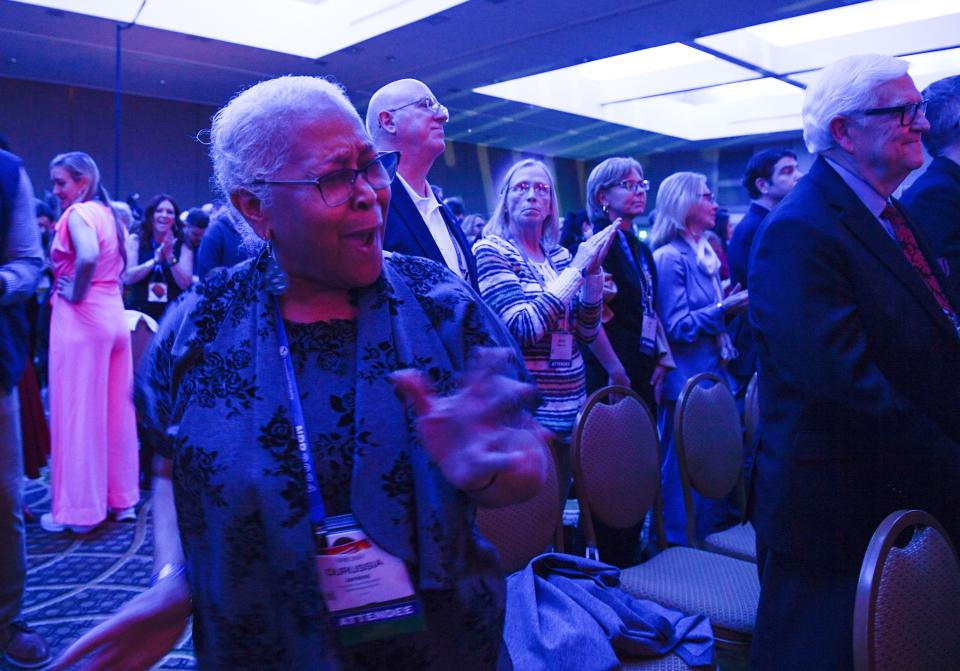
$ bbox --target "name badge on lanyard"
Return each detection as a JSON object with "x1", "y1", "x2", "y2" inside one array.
[
  {"x1": 639, "y1": 313, "x2": 657, "y2": 357},
  {"x1": 550, "y1": 331, "x2": 574, "y2": 368},
  {"x1": 317, "y1": 514, "x2": 425, "y2": 646},
  {"x1": 148, "y1": 281, "x2": 169, "y2": 302},
  {"x1": 270, "y1": 296, "x2": 424, "y2": 648}
]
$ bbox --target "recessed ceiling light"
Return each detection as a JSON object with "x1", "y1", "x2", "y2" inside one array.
[{"x1": 10, "y1": 0, "x2": 468, "y2": 58}]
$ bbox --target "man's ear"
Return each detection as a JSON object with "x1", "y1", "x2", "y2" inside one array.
[
  {"x1": 756, "y1": 177, "x2": 770, "y2": 195},
  {"x1": 830, "y1": 115, "x2": 856, "y2": 153},
  {"x1": 378, "y1": 110, "x2": 396, "y2": 134},
  {"x1": 231, "y1": 189, "x2": 270, "y2": 240}
]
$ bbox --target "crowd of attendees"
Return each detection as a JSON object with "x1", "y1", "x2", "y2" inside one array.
[{"x1": 0, "y1": 53, "x2": 958, "y2": 670}]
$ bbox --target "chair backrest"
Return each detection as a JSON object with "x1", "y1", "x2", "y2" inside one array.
[
  {"x1": 853, "y1": 509, "x2": 960, "y2": 671},
  {"x1": 674, "y1": 373, "x2": 744, "y2": 547},
  {"x1": 476, "y1": 442, "x2": 563, "y2": 574},
  {"x1": 125, "y1": 309, "x2": 158, "y2": 371},
  {"x1": 571, "y1": 385, "x2": 661, "y2": 561},
  {"x1": 744, "y1": 371, "x2": 759, "y2": 451}
]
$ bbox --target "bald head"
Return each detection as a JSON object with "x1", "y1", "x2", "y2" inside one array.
[{"x1": 365, "y1": 78, "x2": 448, "y2": 170}]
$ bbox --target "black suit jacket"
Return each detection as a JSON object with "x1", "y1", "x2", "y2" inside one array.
[
  {"x1": 383, "y1": 180, "x2": 479, "y2": 291},
  {"x1": 901, "y1": 155, "x2": 960, "y2": 296},
  {"x1": 727, "y1": 201, "x2": 770, "y2": 290},
  {"x1": 748, "y1": 156, "x2": 960, "y2": 569},
  {"x1": 726, "y1": 202, "x2": 771, "y2": 389},
  {"x1": 581, "y1": 217, "x2": 659, "y2": 404}
]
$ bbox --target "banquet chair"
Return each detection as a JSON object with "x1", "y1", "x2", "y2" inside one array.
[
  {"x1": 674, "y1": 373, "x2": 756, "y2": 563},
  {"x1": 476, "y1": 441, "x2": 564, "y2": 574},
  {"x1": 853, "y1": 509, "x2": 960, "y2": 671},
  {"x1": 125, "y1": 309, "x2": 158, "y2": 371},
  {"x1": 572, "y1": 385, "x2": 759, "y2": 649}
]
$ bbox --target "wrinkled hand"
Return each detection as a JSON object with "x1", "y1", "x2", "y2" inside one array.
[
  {"x1": 650, "y1": 363, "x2": 670, "y2": 405},
  {"x1": 51, "y1": 575, "x2": 191, "y2": 671},
  {"x1": 392, "y1": 348, "x2": 548, "y2": 498},
  {"x1": 55, "y1": 276, "x2": 79, "y2": 303},
  {"x1": 571, "y1": 220, "x2": 619, "y2": 276},
  {"x1": 721, "y1": 283, "x2": 749, "y2": 315}
]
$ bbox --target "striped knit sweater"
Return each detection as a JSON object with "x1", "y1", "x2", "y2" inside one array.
[{"x1": 474, "y1": 234, "x2": 602, "y2": 435}]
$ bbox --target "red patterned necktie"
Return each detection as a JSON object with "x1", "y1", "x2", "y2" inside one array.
[{"x1": 880, "y1": 203, "x2": 957, "y2": 320}]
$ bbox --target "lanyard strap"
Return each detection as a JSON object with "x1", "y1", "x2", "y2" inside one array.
[
  {"x1": 514, "y1": 239, "x2": 570, "y2": 330},
  {"x1": 616, "y1": 230, "x2": 653, "y2": 314},
  {"x1": 272, "y1": 296, "x2": 328, "y2": 535}
]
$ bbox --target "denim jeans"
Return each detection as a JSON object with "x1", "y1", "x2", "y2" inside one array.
[{"x1": 0, "y1": 388, "x2": 25, "y2": 627}]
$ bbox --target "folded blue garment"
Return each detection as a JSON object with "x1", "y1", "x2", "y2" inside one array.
[{"x1": 504, "y1": 552, "x2": 715, "y2": 670}]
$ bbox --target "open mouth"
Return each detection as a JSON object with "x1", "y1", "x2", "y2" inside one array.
[{"x1": 344, "y1": 229, "x2": 378, "y2": 249}]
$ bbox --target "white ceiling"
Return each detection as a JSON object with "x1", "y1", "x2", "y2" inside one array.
[{"x1": 4, "y1": 0, "x2": 940, "y2": 160}]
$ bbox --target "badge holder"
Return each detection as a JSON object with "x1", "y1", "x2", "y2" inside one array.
[
  {"x1": 639, "y1": 312, "x2": 657, "y2": 357},
  {"x1": 148, "y1": 281, "x2": 168, "y2": 302},
  {"x1": 272, "y1": 295, "x2": 425, "y2": 648},
  {"x1": 317, "y1": 514, "x2": 425, "y2": 646}
]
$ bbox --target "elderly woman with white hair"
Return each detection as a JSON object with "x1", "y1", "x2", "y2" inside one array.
[
  {"x1": 52, "y1": 76, "x2": 548, "y2": 671},
  {"x1": 473, "y1": 159, "x2": 618, "y2": 440},
  {"x1": 650, "y1": 172, "x2": 748, "y2": 546}
]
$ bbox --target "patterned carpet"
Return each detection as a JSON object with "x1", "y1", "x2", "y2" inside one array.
[{"x1": 2, "y1": 475, "x2": 195, "y2": 670}]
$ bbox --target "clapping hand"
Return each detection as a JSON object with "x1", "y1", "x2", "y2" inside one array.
[
  {"x1": 392, "y1": 348, "x2": 549, "y2": 507},
  {"x1": 572, "y1": 220, "x2": 620, "y2": 276},
  {"x1": 721, "y1": 282, "x2": 749, "y2": 315}
]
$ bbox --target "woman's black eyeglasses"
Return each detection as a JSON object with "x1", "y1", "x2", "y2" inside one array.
[{"x1": 252, "y1": 151, "x2": 400, "y2": 207}]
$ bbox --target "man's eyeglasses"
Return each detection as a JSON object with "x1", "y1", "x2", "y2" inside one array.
[
  {"x1": 251, "y1": 151, "x2": 400, "y2": 208},
  {"x1": 861, "y1": 99, "x2": 928, "y2": 127},
  {"x1": 614, "y1": 179, "x2": 650, "y2": 194},
  {"x1": 510, "y1": 181, "x2": 551, "y2": 197},
  {"x1": 387, "y1": 97, "x2": 448, "y2": 118}
]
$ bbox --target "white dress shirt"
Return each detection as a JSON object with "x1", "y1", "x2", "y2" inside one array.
[{"x1": 397, "y1": 174, "x2": 466, "y2": 279}]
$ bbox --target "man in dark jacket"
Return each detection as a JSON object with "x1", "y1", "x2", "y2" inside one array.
[
  {"x1": 748, "y1": 55, "x2": 960, "y2": 670},
  {"x1": 0, "y1": 148, "x2": 48, "y2": 669},
  {"x1": 727, "y1": 149, "x2": 801, "y2": 394},
  {"x1": 901, "y1": 74, "x2": 960, "y2": 296}
]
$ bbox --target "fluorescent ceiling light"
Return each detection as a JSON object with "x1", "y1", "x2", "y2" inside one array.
[
  {"x1": 475, "y1": 0, "x2": 960, "y2": 142},
  {"x1": 11, "y1": 0, "x2": 467, "y2": 58},
  {"x1": 603, "y1": 78, "x2": 804, "y2": 141},
  {"x1": 696, "y1": 0, "x2": 960, "y2": 74}
]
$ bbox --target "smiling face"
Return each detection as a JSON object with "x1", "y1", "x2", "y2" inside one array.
[
  {"x1": 50, "y1": 166, "x2": 89, "y2": 210},
  {"x1": 601, "y1": 167, "x2": 648, "y2": 225},
  {"x1": 151, "y1": 199, "x2": 177, "y2": 239},
  {"x1": 259, "y1": 104, "x2": 389, "y2": 290},
  {"x1": 506, "y1": 165, "x2": 553, "y2": 238},
  {"x1": 844, "y1": 74, "x2": 930, "y2": 192}
]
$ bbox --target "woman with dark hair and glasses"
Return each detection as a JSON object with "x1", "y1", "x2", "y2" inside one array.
[
  {"x1": 53, "y1": 75, "x2": 547, "y2": 671},
  {"x1": 123, "y1": 193, "x2": 194, "y2": 322},
  {"x1": 474, "y1": 159, "x2": 618, "y2": 461}
]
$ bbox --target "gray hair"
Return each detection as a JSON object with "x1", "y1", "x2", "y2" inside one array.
[
  {"x1": 650, "y1": 172, "x2": 706, "y2": 250},
  {"x1": 921, "y1": 75, "x2": 960, "y2": 156},
  {"x1": 482, "y1": 159, "x2": 562, "y2": 248},
  {"x1": 209, "y1": 75, "x2": 357, "y2": 253},
  {"x1": 802, "y1": 54, "x2": 909, "y2": 154},
  {"x1": 585, "y1": 156, "x2": 644, "y2": 221}
]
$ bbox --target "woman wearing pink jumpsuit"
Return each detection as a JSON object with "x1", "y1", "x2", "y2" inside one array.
[{"x1": 42, "y1": 152, "x2": 138, "y2": 534}]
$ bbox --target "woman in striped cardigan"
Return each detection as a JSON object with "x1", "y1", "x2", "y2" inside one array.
[{"x1": 474, "y1": 159, "x2": 618, "y2": 439}]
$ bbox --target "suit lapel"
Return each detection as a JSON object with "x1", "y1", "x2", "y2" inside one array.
[
  {"x1": 437, "y1": 203, "x2": 479, "y2": 290},
  {"x1": 389, "y1": 181, "x2": 445, "y2": 261},
  {"x1": 814, "y1": 158, "x2": 956, "y2": 335}
]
